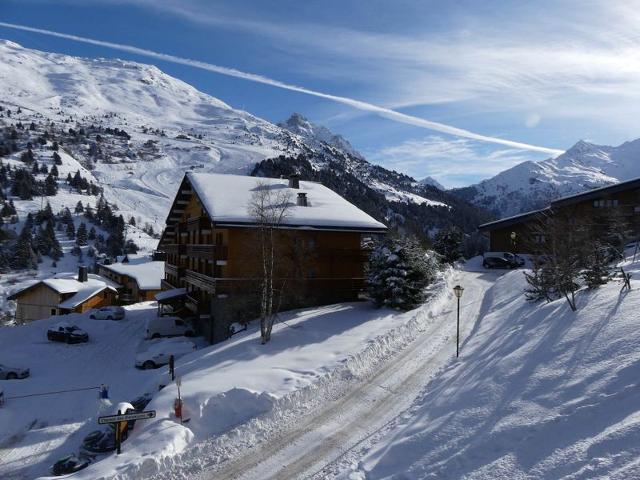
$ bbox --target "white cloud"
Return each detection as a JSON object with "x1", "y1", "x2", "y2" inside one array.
[
  {"x1": 525, "y1": 113, "x2": 541, "y2": 128},
  {"x1": 367, "y1": 136, "x2": 543, "y2": 188}
]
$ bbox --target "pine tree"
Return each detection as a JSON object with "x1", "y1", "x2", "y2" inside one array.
[
  {"x1": 50, "y1": 164, "x2": 59, "y2": 177},
  {"x1": 582, "y1": 240, "x2": 611, "y2": 289},
  {"x1": 367, "y1": 235, "x2": 440, "y2": 310},
  {"x1": 53, "y1": 151, "x2": 62, "y2": 164},
  {"x1": 88, "y1": 225, "x2": 96, "y2": 240},
  {"x1": 128, "y1": 216, "x2": 136, "y2": 226},
  {"x1": 44, "y1": 173, "x2": 58, "y2": 196},
  {"x1": 433, "y1": 226, "x2": 464, "y2": 264},
  {"x1": 76, "y1": 222, "x2": 88, "y2": 246},
  {"x1": 66, "y1": 221, "x2": 76, "y2": 239},
  {"x1": 75, "y1": 201, "x2": 84, "y2": 213},
  {"x1": 12, "y1": 222, "x2": 38, "y2": 270}
]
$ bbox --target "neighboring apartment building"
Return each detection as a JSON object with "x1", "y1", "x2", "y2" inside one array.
[
  {"x1": 8, "y1": 266, "x2": 120, "y2": 322},
  {"x1": 478, "y1": 177, "x2": 640, "y2": 252},
  {"x1": 97, "y1": 254, "x2": 164, "y2": 304},
  {"x1": 158, "y1": 172, "x2": 387, "y2": 343}
]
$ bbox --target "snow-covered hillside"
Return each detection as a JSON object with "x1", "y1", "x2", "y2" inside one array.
[
  {"x1": 340, "y1": 256, "x2": 640, "y2": 479},
  {"x1": 456, "y1": 139, "x2": 640, "y2": 217}
]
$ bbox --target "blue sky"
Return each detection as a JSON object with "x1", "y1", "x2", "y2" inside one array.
[{"x1": 1, "y1": 0, "x2": 639, "y2": 188}]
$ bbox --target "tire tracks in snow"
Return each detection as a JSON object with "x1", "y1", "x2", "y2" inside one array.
[{"x1": 185, "y1": 270, "x2": 496, "y2": 480}]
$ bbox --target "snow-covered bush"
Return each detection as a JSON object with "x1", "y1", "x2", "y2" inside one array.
[{"x1": 367, "y1": 235, "x2": 440, "y2": 310}]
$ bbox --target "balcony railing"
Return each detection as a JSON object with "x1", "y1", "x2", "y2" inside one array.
[
  {"x1": 161, "y1": 278, "x2": 177, "y2": 291},
  {"x1": 177, "y1": 216, "x2": 212, "y2": 232},
  {"x1": 165, "y1": 263, "x2": 185, "y2": 278},
  {"x1": 185, "y1": 244, "x2": 228, "y2": 260},
  {"x1": 185, "y1": 294, "x2": 199, "y2": 313},
  {"x1": 185, "y1": 269, "x2": 216, "y2": 293},
  {"x1": 162, "y1": 244, "x2": 186, "y2": 255}
]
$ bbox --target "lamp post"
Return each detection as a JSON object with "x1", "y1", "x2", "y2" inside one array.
[
  {"x1": 453, "y1": 285, "x2": 464, "y2": 357},
  {"x1": 510, "y1": 231, "x2": 517, "y2": 252}
]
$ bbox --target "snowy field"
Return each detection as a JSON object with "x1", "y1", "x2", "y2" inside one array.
[
  {"x1": 338, "y1": 255, "x2": 640, "y2": 479},
  {"x1": 1, "y1": 266, "x2": 455, "y2": 480}
]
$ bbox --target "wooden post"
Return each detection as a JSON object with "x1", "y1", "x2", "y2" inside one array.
[{"x1": 115, "y1": 422, "x2": 121, "y2": 454}]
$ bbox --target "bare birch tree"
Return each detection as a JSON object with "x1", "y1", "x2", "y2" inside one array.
[{"x1": 248, "y1": 181, "x2": 292, "y2": 344}]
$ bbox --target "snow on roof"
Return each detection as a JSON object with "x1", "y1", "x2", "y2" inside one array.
[
  {"x1": 186, "y1": 173, "x2": 387, "y2": 232},
  {"x1": 41, "y1": 272, "x2": 121, "y2": 310},
  {"x1": 100, "y1": 256, "x2": 164, "y2": 290},
  {"x1": 155, "y1": 288, "x2": 187, "y2": 302}
]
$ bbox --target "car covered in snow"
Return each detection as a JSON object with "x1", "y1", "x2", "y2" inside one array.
[
  {"x1": 51, "y1": 454, "x2": 90, "y2": 476},
  {"x1": 145, "y1": 316, "x2": 194, "y2": 339},
  {"x1": 483, "y1": 251, "x2": 524, "y2": 269},
  {"x1": 47, "y1": 322, "x2": 89, "y2": 343},
  {"x1": 0, "y1": 363, "x2": 30, "y2": 379},
  {"x1": 81, "y1": 426, "x2": 117, "y2": 454},
  {"x1": 89, "y1": 306, "x2": 126, "y2": 320},
  {"x1": 135, "y1": 338, "x2": 197, "y2": 369}
]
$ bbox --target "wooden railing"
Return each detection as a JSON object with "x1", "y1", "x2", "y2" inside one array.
[
  {"x1": 165, "y1": 263, "x2": 185, "y2": 278},
  {"x1": 162, "y1": 244, "x2": 186, "y2": 255},
  {"x1": 185, "y1": 269, "x2": 216, "y2": 293},
  {"x1": 185, "y1": 244, "x2": 228, "y2": 260},
  {"x1": 161, "y1": 279, "x2": 177, "y2": 291},
  {"x1": 185, "y1": 294, "x2": 199, "y2": 313}
]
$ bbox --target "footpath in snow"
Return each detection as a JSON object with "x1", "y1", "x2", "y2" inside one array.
[{"x1": 341, "y1": 255, "x2": 640, "y2": 479}]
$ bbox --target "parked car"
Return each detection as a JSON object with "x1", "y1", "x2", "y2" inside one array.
[
  {"x1": 90, "y1": 306, "x2": 126, "y2": 320},
  {"x1": 47, "y1": 322, "x2": 89, "y2": 344},
  {"x1": 145, "y1": 316, "x2": 194, "y2": 339},
  {"x1": 135, "y1": 338, "x2": 196, "y2": 369},
  {"x1": 482, "y1": 256, "x2": 516, "y2": 269},
  {"x1": 130, "y1": 392, "x2": 153, "y2": 411},
  {"x1": 484, "y1": 251, "x2": 525, "y2": 267},
  {"x1": 0, "y1": 363, "x2": 30, "y2": 380},
  {"x1": 51, "y1": 454, "x2": 90, "y2": 476},
  {"x1": 81, "y1": 426, "x2": 116, "y2": 454}
]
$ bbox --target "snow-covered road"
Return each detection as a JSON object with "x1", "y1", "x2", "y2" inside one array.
[{"x1": 193, "y1": 268, "x2": 499, "y2": 480}]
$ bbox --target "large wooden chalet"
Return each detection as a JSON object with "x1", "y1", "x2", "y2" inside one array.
[
  {"x1": 157, "y1": 172, "x2": 387, "y2": 343},
  {"x1": 479, "y1": 177, "x2": 640, "y2": 252}
]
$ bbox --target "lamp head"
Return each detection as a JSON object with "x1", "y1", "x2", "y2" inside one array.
[{"x1": 453, "y1": 285, "x2": 464, "y2": 298}]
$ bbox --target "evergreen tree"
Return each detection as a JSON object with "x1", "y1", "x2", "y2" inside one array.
[
  {"x1": 75, "y1": 201, "x2": 84, "y2": 213},
  {"x1": 88, "y1": 225, "x2": 96, "y2": 240},
  {"x1": 582, "y1": 240, "x2": 611, "y2": 289},
  {"x1": 44, "y1": 173, "x2": 58, "y2": 196},
  {"x1": 53, "y1": 151, "x2": 62, "y2": 164},
  {"x1": 40, "y1": 163, "x2": 48, "y2": 174},
  {"x1": 50, "y1": 164, "x2": 59, "y2": 177},
  {"x1": 128, "y1": 216, "x2": 136, "y2": 226},
  {"x1": 367, "y1": 235, "x2": 440, "y2": 310},
  {"x1": 433, "y1": 226, "x2": 464, "y2": 264},
  {"x1": 76, "y1": 222, "x2": 88, "y2": 246},
  {"x1": 66, "y1": 220, "x2": 76, "y2": 239},
  {"x1": 125, "y1": 239, "x2": 139, "y2": 254},
  {"x1": 12, "y1": 222, "x2": 38, "y2": 269}
]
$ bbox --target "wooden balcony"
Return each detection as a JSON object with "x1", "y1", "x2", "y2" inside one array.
[
  {"x1": 162, "y1": 244, "x2": 186, "y2": 255},
  {"x1": 161, "y1": 278, "x2": 176, "y2": 290},
  {"x1": 185, "y1": 244, "x2": 228, "y2": 260},
  {"x1": 185, "y1": 269, "x2": 216, "y2": 293},
  {"x1": 317, "y1": 248, "x2": 372, "y2": 262},
  {"x1": 178, "y1": 216, "x2": 212, "y2": 232},
  {"x1": 165, "y1": 263, "x2": 185, "y2": 278},
  {"x1": 185, "y1": 294, "x2": 199, "y2": 313}
]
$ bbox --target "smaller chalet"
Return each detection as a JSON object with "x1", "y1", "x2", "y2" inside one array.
[
  {"x1": 8, "y1": 266, "x2": 120, "y2": 322},
  {"x1": 479, "y1": 176, "x2": 640, "y2": 252},
  {"x1": 97, "y1": 254, "x2": 164, "y2": 304}
]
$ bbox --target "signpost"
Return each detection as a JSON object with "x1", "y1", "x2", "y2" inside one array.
[{"x1": 98, "y1": 410, "x2": 156, "y2": 454}]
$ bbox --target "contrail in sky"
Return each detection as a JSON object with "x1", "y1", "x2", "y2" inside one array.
[{"x1": 0, "y1": 21, "x2": 564, "y2": 156}]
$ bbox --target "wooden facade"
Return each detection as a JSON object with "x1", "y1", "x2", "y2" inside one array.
[
  {"x1": 11, "y1": 282, "x2": 117, "y2": 323},
  {"x1": 97, "y1": 265, "x2": 161, "y2": 304},
  {"x1": 158, "y1": 174, "x2": 386, "y2": 343},
  {"x1": 479, "y1": 178, "x2": 640, "y2": 252}
]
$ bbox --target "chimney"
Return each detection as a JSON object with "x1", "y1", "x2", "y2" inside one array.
[
  {"x1": 297, "y1": 192, "x2": 308, "y2": 207},
  {"x1": 288, "y1": 173, "x2": 300, "y2": 189},
  {"x1": 78, "y1": 265, "x2": 88, "y2": 283}
]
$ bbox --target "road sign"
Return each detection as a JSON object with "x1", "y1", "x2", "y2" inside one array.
[{"x1": 98, "y1": 410, "x2": 156, "y2": 424}]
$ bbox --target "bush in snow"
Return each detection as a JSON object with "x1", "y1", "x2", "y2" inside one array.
[{"x1": 367, "y1": 235, "x2": 440, "y2": 310}]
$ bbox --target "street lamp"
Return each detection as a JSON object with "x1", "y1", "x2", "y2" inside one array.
[
  {"x1": 510, "y1": 231, "x2": 517, "y2": 252},
  {"x1": 453, "y1": 285, "x2": 464, "y2": 357}
]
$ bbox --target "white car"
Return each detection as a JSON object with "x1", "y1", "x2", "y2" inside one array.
[
  {"x1": 0, "y1": 363, "x2": 30, "y2": 380},
  {"x1": 145, "y1": 316, "x2": 194, "y2": 339},
  {"x1": 90, "y1": 306, "x2": 126, "y2": 320},
  {"x1": 135, "y1": 338, "x2": 196, "y2": 369}
]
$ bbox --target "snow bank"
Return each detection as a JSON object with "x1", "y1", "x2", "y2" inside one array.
[
  {"x1": 60, "y1": 269, "x2": 453, "y2": 480},
  {"x1": 346, "y1": 259, "x2": 640, "y2": 479}
]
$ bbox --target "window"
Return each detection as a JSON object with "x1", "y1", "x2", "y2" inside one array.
[{"x1": 51, "y1": 308, "x2": 57, "y2": 315}]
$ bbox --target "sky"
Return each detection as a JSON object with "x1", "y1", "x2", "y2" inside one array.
[{"x1": 1, "y1": 0, "x2": 640, "y2": 188}]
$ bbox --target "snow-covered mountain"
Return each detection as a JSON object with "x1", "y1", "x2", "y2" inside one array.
[
  {"x1": 418, "y1": 176, "x2": 445, "y2": 190},
  {"x1": 0, "y1": 40, "x2": 479, "y2": 239},
  {"x1": 455, "y1": 139, "x2": 640, "y2": 217}
]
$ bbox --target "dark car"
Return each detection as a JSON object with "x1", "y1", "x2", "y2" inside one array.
[
  {"x1": 47, "y1": 322, "x2": 89, "y2": 344},
  {"x1": 482, "y1": 256, "x2": 516, "y2": 269},
  {"x1": 51, "y1": 454, "x2": 90, "y2": 476},
  {"x1": 81, "y1": 426, "x2": 117, "y2": 454}
]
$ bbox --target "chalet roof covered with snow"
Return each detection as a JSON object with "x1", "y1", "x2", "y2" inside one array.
[
  {"x1": 184, "y1": 173, "x2": 387, "y2": 232},
  {"x1": 99, "y1": 255, "x2": 164, "y2": 290},
  {"x1": 9, "y1": 272, "x2": 120, "y2": 309}
]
